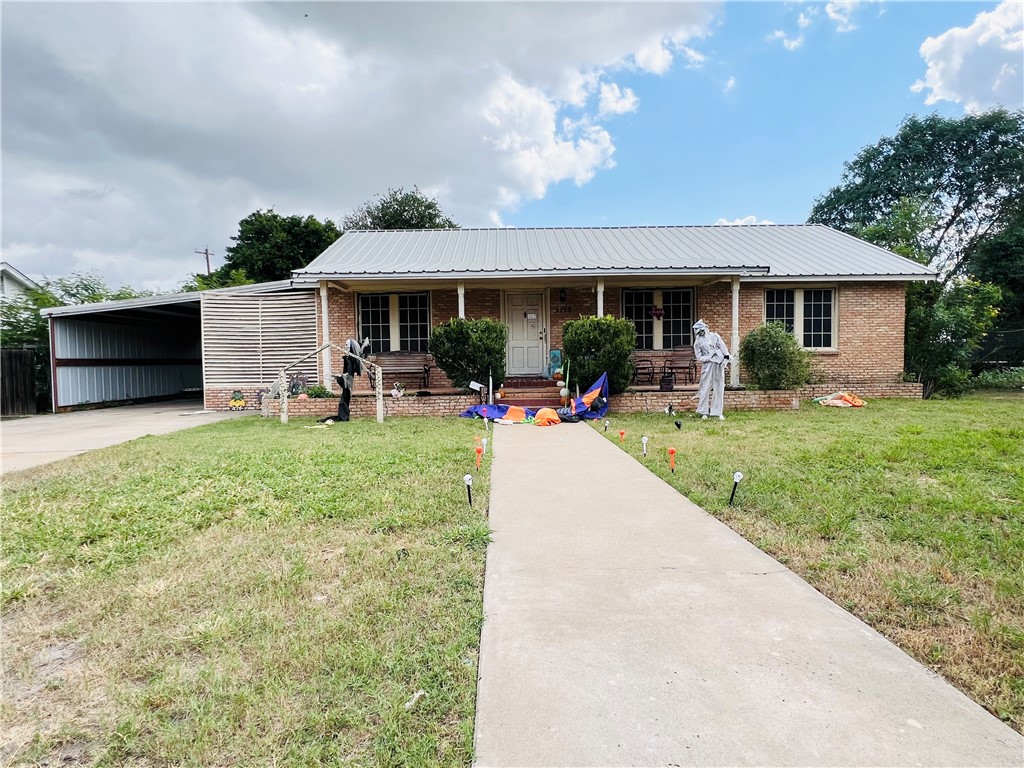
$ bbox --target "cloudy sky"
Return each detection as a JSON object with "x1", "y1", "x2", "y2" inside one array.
[{"x1": 2, "y1": 1, "x2": 1021, "y2": 292}]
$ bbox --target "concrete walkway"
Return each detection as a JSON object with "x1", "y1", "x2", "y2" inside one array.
[
  {"x1": 1, "y1": 400, "x2": 245, "y2": 474},
  {"x1": 474, "y1": 423, "x2": 1023, "y2": 767}
]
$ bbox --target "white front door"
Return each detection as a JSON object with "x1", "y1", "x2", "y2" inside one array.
[{"x1": 506, "y1": 292, "x2": 545, "y2": 376}]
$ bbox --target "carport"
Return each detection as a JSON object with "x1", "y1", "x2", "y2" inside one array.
[
  {"x1": 41, "y1": 281, "x2": 319, "y2": 412},
  {"x1": 42, "y1": 293, "x2": 203, "y2": 411}
]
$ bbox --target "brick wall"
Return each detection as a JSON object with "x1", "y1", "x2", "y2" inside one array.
[
  {"x1": 694, "y1": 281, "x2": 907, "y2": 385},
  {"x1": 205, "y1": 386, "x2": 272, "y2": 412},
  {"x1": 262, "y1": 392, "x2": 478, "y2": 419},
  {"x1": 609, "y1": 379, "x2": 922, "y2": 414},
  {"x1": 300, "y1": 279, "x2": 912, "y2": 404},
  {"x1": 550, "y1": 287, "x2": 598, "y2": 350}
]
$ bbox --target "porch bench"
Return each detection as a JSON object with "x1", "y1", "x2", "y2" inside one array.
[
  {"x1": 662, "y1": 347, "x2": 697, "y2": 385},
  {"x1": 630, "y1": 356, "x2": 656, "y2": 385},
  {"x1": 369, "y1": 352, "x2": 435, "y2": 390}
]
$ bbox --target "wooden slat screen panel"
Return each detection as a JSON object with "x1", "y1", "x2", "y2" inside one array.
[{"x1": 201, "y1": 292, "x2": 319, "y2": 387}]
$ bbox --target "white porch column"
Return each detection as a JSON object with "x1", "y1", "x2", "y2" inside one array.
[
  {"x1": 730, "y1": 276, "x2": 740, "y2": 387},
  {"x1": 319, "y1": 283, "x2": 331, "y2": 385},
  {"x1": 596, "y1": 278, "x2": 605, "y2": 318},
  {"x1": 457, "y1": 281, "x2": 466, "y2": 318}
]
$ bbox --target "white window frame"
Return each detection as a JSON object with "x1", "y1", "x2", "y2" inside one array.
[
  {"x1": 763, "y1": 286, "x2": 838, "y2": 351},
  {"x1": 358, "y1": 292, "x2": 431, "y2": 353},
  {"x1": 623, "y1": 288, "x2": 694, "y2": 351}
]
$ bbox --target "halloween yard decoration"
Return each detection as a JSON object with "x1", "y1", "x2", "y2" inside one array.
[{"x1": 693, "y1": 320, "x2": 730, "y2": 421}]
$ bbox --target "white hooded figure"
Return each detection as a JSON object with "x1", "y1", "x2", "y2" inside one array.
[{"x1": 692, "y1": 319, "x2": 730, "y2": 420}]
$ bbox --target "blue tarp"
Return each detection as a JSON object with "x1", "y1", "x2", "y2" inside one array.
[
  {"x1": 459, "y1": 403, "x2": 536, "y2": 420},
  {"x1": 568, "y1": 372, "x2": 609, "y2": 420},
  {"x1": 458, "y1": 372, "x2": 610, "y2": 422}
]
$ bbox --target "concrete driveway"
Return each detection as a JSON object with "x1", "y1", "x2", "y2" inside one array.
[{"x1": 1, "y1": 400, "x2": 246, "y2": 474}]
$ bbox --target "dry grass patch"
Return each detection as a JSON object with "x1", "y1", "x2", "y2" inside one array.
[
  {"x1": 2, "y1": 415, "x2": 492, "y2": 766},
  {"x1": 602, "y1": 392, "x2": 1024, "y2": 732}
]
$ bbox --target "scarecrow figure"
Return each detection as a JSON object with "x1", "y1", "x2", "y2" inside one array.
[{"x1": 692, "y1": 319, "x2": 730, "y2": 420}]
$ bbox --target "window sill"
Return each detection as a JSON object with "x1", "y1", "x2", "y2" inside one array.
[{"x1": 808, "y1": 349, "x2": 839, "y2": 356}]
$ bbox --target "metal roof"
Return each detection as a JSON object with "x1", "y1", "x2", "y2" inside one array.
[
  {"x1": 294, "y1": 225, "x2": 936, "y2": 282},
  {"x1": 40, "y1": 279, "x2": 296, "y2": 318}
]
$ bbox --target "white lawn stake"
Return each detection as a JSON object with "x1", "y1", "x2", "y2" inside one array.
[
  {"x1": 641, "y1": 436, "x2": 649, "y2": 457},
  {"x1": 729, "y1": 471, "x2": 744, "y2": 506}
]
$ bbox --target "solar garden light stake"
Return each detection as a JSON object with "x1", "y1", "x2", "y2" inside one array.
[
  {"x1": 604, "y1": 420, "x2": 610, "y2": 433},
  {"x1": 482, "y1": 437, "x2": 488, "y2": 455},
  {"x1": 667, "y1": 447, "x2": 677, "y2": 473},
  {"x1": 464, "y1": 474, "x2": 473, "y2": 507},
  {"x1": 475, "y1": 446, "x2": 483, "y2": 469},
  {"x1": 641, "y1": 436, "x2": 649, "y2": 457},
  {"x1": 729, "y1": 471, "x2": 744, "y2": 506}
]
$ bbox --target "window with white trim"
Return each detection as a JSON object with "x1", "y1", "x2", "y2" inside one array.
[
  {"x1": 622, "y1": 288, "x2": 694, "y2": 350},
  {"x1": 764, "y1": 287, "x2": 836, "y2": 349},
  {"x1": 359, "y1": 292, "x2": 431, "y2": 354}
]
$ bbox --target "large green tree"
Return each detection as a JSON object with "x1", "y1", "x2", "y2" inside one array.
[
  {"x1": 214, "y1": 210, "x2": 341, "y2": 284},
  {"x1": 807, "y1": 111, "x2": 1023, "y2": 394},
  {"x1": 809, "y1": 109, "x2": 1024, "y2": 279},
  {"x1": 343, "y1": 186, "x2": 458, "y2": 230}
]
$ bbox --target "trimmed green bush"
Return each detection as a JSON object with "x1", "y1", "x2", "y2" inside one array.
[
  {"x1": 562, "y1": 316, "x2": 637, "y2": 395},
  {"x1": 973, "y1": 366, "x2": 1024, "y2": 390},
  {"x1": 739, "y1": 322, "x2": 812, "y2": 390},
  {"x1": 429, "y1": 318, "x2": 508, "y2": 388},
  {"x1": 304, "y1": 384, "x2": 336, "y2": 398}
]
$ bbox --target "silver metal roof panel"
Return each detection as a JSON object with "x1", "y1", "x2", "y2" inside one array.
[{"x1": 294, "y1": 225, "x2": 936, "y2": 281}]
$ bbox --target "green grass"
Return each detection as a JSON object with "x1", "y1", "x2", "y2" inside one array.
[
  {"x1": 599, "y1": 391, "x2": 1024, "y2": 731},
  {"x1": 2, "y1": 416, "x2": 492, "y2": 767}
]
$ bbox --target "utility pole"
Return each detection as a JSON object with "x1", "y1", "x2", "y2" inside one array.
[{"x1": 195, "y1": 247, "x2": 214, "y2": 275}]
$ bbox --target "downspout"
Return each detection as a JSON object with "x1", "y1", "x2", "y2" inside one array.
[
  {"x1": 596, "y1": 278, "x2": 605, "y2": 318},
  {"x1": 730, "y1": 276, "x2": 740, "y2": 387},
  {"x1": 320, "y1": 282, "x2": 331, "y2": 385},
  {"x1": 457, "y1": 281, "x2": 466, "y2": 318}
]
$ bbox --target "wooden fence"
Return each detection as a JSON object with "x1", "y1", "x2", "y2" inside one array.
[{"x1": 1, "y1": 348, "x2": 38, "y2": 416}]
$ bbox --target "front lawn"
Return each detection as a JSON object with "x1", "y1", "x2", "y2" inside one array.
[
  {"x1": 2, "y1": 416, "x2": 492, "y2": 767},
  {"x1": 600, "y1": 392, "x2": 1024, "y2": 731}
]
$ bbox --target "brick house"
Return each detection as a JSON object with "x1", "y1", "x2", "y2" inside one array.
[
  {"x1": 42, "y1": 225, "x2": 934, "y2": 413},
  {"x1": 282, "y1": 225, "x2": 934, "y2": 407}
]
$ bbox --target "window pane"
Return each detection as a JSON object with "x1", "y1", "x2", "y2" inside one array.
[
  {"x1": 359, "y1": 294, "x2": 391, "y2": 354},
  {"x1": 623, "y1": 289, "x2": 654, "y2": 350},
  {"x1": 398, "y1": 293, "x2": 430, "y2": 352},
  {"x1": 802, "y1": 289, "x2": 833, "y2": 348},
  {"x1": 765, "y1": 289, "x2": 795, "y2": 333},
  {"x1": 661, "y1": 289, "x2": 694, "y2": 348}
]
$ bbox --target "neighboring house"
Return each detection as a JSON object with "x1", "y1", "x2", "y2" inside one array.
[
  {"x1": 41, "y1": 225, "x2": 935, "y2": 412},
  {"x1": 0, "y1": 262, "x2": 40, "y2": 303}
]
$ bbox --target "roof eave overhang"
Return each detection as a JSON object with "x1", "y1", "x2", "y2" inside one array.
[
  {"x1": 744, "y1": 273, "x2": 937, "y2": 283},
  {"x1": 292, "y1": 266, "x2": 772, "y2": 286}
]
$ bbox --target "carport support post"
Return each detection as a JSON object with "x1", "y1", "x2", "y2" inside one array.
[
  {"x1": 320, "y1": 284, "x2": 332, "y2": 387},
  {"x1": 280, "y1": 387, "x2": 289, "y2": 424},
  {"x1": 457, "y1": 281, "x2": 466, "y2": 319},
  {"x1": 730, "y1": 276, "x2": 740, "y2": 387},
  {"x1": 596, "y1": 278, "x2": 605, "y2": 318}
]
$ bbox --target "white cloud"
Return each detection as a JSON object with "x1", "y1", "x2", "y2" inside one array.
[
  {"x1": 825, "y1": 1, "x2": 861, "y2": 33},
  {"x1": 1, "y1": 2, "x2": 719, "y2": 289},
  {"x1": 714, "y1": 215, "x2": 776, "y2": 226},
  {"x1": 724, "y1": 76, "x2": 736, "y2": 93},
  {"x1": 911, "y1": 1, "x2": 1024, "y2": 113},
  {"x1": 797, "y1": 9, "x2": 818, "y2": 30},
  {"x1": 768, "y1": 29, "x2": 804, "y2": 51},
  {"x1": 598, "y1": 82, "x2": 639, "y2": 116}
]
